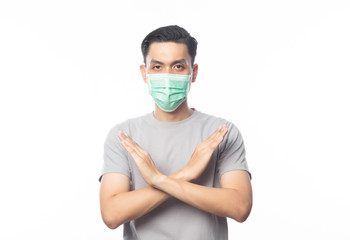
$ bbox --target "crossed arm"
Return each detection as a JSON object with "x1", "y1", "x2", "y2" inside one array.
[{"x1": 99, "y1": 125, "x2": 252, "y2": 229}]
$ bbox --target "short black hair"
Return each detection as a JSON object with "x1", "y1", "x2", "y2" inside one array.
[{"x1": 141, "y1": 25, "x2": 198, "y2": 65}]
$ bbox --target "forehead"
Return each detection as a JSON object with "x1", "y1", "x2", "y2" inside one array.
[{"x1": 146, "y1": 42, "x2": 191, "y2": 64}]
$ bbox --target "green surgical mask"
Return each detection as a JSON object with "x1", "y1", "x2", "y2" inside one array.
[{"x1": 147, "y1": 73, "x2": 192, "y2": 112}]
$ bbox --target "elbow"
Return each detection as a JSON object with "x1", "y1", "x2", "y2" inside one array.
[
  {"x1": 105, "y1": 221, "x2": 120, "y2": 230},
  {"x1": 235, "y1": 211, "x2": 250, "y2": 223},
  {"x1": 102, "y1": 213, "x2": 122, "y2": 230},
  {"x1": 228, "y1": 200, "x2": 252, "y2": 223},
  {"x1": 100, "y1": 199, "x2": 129, "y2": 230}
]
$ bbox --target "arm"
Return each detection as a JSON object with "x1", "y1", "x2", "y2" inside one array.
[
  {"x1": 101, "y1": 171, "x2": 252, "y2": 228},
  {"x1": 99, "y1": 171, "x2": 186, "y2": 229},
  {"x1": 117, "y1": 126, "x2": 252, "y2": 222},
  {"x1": 100, "y1": 125, "x2": 228, "y2": 229},
  {"x1": 151, "y1": 124, "x2": 253, "y2": 222},
  {"x1": 152, "y1": 169, "x2": 252, "y2": 222}
]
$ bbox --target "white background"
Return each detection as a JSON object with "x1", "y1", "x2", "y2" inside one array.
[{"x1": 1, "y1": 0, "x2": 349, "y2": 239}]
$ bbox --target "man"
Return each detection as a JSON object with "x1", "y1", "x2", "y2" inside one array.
[{"x1": 99, "y1": 25, "x2": 252, "y2": 240}]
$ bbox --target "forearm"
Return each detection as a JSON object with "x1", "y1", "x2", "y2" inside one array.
[
  {"x1": 103, "y1": 186, "x2": 168, "y2": 229},
  {"x1": 102, "y1": 171, "x2": 187, "y2": 229},
  {"x1": 153, "y1": 176, "x2": 252, "y2": 222}
]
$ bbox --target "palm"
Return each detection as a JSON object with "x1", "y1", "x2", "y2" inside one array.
[{"x1": 185, "y1": 125, "x2": 228, "y2": 180}]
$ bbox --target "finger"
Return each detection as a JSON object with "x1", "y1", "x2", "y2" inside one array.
[
  {"x1": 120, "y1": 139, "x2": 137, "y2": 155},
  {"x1": 216, "y1": 125, "x2": 228, "y2": 141},
  {"x1": 122, "y1": 133, "x2": 147, "y2": 154},
  {"x1": 118, "y1": 131, "x2": 137, "y2": 148},
  {"x1": 207, "y1": 125, "x2": 226, "y2": 142},
  {"x1": 118, "y1": 130, "x2": 125, "y2": 140},
  {"x1": 208, "y1": 125, "x2": 228, "y2": 147},
  {"x1": 218, "y1": 125, "x2": 228, "y2": 137},
  {"x1": 121, "y1": 136, "x2": 139, "y2": 153},
  {"x1": 210, "y1": 131, "x2": 227, "y2": 148},
  {"x1": 118, "y1": 131, "x2": 140, "y2": 154},
  {"x1": 121, "y1": 138, "x2": 145, "y2": 161},
  {"x1": 119, "y1": 132, "x2": 148, "y2": 159},
  {"x1": 200, "y1": 128, "x2": 222, "y2": 150},
  {"x1": 206, "y1": 125, "x2": 224, "y2": 141}
]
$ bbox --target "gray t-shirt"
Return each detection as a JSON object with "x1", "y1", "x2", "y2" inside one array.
[{"x1": 100, "y1": 108, "x2": 251, "y2": 240}]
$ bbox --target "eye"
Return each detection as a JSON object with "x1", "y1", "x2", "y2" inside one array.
[
  {"x1": 174, "y1": 64, "x2": 184, "y2": 70},
  {"x1": 152, "y1": 65, "x2": 161, "y2": 70}
]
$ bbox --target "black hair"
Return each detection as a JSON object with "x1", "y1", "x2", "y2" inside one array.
[{"x1": 141, "y1": 25, "x2": 198, "y2": 65}]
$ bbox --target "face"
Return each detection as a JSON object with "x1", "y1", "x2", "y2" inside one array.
[{"x1": 140, "y1": 42, "x2": 198, "y2": 83}]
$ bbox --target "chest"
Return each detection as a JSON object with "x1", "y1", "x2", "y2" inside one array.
[{"x1": 127, "y1": 126, "x2": 218, "y2": 189}]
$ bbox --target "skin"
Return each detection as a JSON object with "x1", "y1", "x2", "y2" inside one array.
[
  {"x1": 99, "y1": 42, "x2": 253, "y2": 230},
  {"x1": 140, "y1": 42, "x2": 198, "y2": 122}
]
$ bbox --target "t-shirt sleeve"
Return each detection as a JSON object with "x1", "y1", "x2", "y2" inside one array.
[
  {"x1": 217, "y1": 122, "x2": 252, "y2": 180},
  {"x1": 99, "y1": 125, "x2": 131, "y2": 182}
]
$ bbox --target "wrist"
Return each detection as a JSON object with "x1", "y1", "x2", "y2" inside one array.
[
  {"x1": 171, "y1": 167, "x2": 193, "y2": 181},
  {"x1": 151, "y1": 172, "x2": 167, "y2": 188}
]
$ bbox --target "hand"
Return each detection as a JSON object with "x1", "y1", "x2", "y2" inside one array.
[
  {"x1": 182, "y1": 125, "x2": 228, "y2": 181},
  {"x1": 118, "y1": 131, "x2": 164, "y2": 186}
]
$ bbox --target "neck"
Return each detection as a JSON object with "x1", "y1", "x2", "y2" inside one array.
[{"x1": 152, "y1": 100, "x2": 194, "y2": 122}]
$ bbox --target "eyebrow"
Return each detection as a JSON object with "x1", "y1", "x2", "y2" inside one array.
[{"x1": 150, "y1": 59, "x2": 187, "y2": 65}]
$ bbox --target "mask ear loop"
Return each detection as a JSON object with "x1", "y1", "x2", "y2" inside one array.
[
  {"x1": 187, "y1": 68, "x2": 194, "y2": 93},
  {"x1": 145, "y1": 63, "x2": 151, "y2": 89},
  {"x1": 144, "y1": 63, "x2": 153, "y2": 96}
]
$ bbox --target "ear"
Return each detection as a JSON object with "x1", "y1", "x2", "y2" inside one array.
[
  {"x1": 191, "y1": 64, "x2": 198, "y2": 83},
  {"x1": 140, "y1": 64, "x2": 147, "y2": 83}
]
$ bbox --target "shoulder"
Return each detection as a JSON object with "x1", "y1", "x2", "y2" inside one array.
[
  {"x1": 195, "y1": 110, "x2": 240, "y2": 135},
  {"x1": 107, "y1": 113, "x2": 151, "y2": 136}
]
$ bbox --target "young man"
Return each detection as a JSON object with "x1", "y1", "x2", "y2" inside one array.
[{"x1": 99, "y1": 25, "x2": 252, "y2": 240}]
